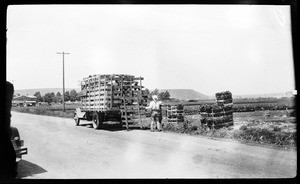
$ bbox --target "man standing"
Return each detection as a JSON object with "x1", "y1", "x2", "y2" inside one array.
[{"x1": 146, "y1": 95, "x2": 162, "y2": 132}]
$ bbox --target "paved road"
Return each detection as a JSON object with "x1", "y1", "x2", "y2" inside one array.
[{"x1": 11, "y1": 112, "x2": 296, "y2": 179}]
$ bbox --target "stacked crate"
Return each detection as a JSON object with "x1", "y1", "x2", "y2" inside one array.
[
  {"x1": 79, "y1": 74, "x2": 148, "y2": 126},
  {"x1": 167, "y1": 104, "x2": 185, "y2": 123},
  {"x1": 215, "y1": 91, "x2": 233, "y2": 128},
  {"x1": 200, "y1": 91, "x2": 234, "y2": 129}
]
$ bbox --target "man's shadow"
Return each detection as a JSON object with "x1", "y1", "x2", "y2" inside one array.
[{"x1": 16, "y1": 160, "x2": 47, "y2": 179}]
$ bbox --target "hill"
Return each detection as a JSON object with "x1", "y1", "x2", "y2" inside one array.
[
  {"x1": 233, "y1": 91, "x2": 294, "y2": 99},
  {"x1": 158, "y1": 89, "x2": 210, "y2": 100}
]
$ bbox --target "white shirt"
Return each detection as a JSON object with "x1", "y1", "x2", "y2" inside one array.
[{"x1": 146, "y1": 100, "x2": 162, "y2": 110}]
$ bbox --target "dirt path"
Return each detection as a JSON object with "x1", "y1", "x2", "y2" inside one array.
[{"x1": 11, "y1": 112, "x2": 296, "y2": 179}]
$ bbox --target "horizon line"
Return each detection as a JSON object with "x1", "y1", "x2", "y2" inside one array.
[{"x1": 14, "y1": 87, "x2": 295, "y2": 97}]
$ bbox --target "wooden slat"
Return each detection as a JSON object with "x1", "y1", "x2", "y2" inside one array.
[
  {"x1": 122, "y1": 114, "x2": 147, "y2": 119},
  {"x1": 134, "y1": 77, "x2": 144, "y2": 80},
  {"x1": 120, "y1": 121, "x2": 135, "y2": 125},
  {"x1": 122, "y1": 97, "x2": 146, "y2": 100},
  {"x1": 85, "y1": 85, "x2": 144, "y2": 91},
  {"x1": 121, "y1": 110, "x2": 146, "y2": 114},
  {"x1": 167, "y1": 113, "x2": 184, "y2": 116},
  {"x1": 167, "y1": 110, "x2": 184, "y2": 112},
  {"x1": 211, "y1": 110, "x2": 233, "y2": 117},
  {"x1": 120, "y1": 105, "x2": 146, "y2": 109}
]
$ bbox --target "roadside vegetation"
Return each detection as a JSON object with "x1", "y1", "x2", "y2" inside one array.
[
  {"x1": 166, "y1": 111, "x2": 296, "y2": 148},
  {"x1": 136, "y1": 110, "x2": 296, "y2": 149},
  {"x1": 12, "y1": 103, "x2": 79, "y2": 118},
  {"x1": 12, "y1": 97, "x2": 296, "y2": 149}
]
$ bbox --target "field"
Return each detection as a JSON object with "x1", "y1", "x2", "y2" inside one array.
[
  {"x1": 12, "y1": 98, "x2": 296, "y2": 149},
  {"x1": 182, "y1": 97, "x2": 295, "y2": 114}
]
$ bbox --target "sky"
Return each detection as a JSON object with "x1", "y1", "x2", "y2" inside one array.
[{"x1": 6, "y1": 5, "x2": 295, "y2": 96}]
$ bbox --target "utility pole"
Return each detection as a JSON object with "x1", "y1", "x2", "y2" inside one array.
[{"x1": 57, "y1": 52, "x2": 70, "y2": 112}]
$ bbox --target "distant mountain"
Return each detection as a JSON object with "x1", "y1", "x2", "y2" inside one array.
[
  {"x1": 233, "y1": 91, "x2": 293, "y2": 98},
  {"x1": 158, "y1": 89, "x2": 210, "y2": 100},
  {"x1": 233, "y1": 91, "x2": 294, "y2": 99},
  {"x1": 14, "y1": 88, "x2": 80, "y2": 96}
]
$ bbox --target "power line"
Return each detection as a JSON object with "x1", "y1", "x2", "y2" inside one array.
[{"x1": 57, "y1": 52, "x2": 70, "y2": 112}]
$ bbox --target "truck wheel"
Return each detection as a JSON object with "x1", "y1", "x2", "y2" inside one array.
[
  {"x1": 74, "y1": 114, "x2": 80, "y2": 126},
  {"x1": 10, "y1": 127, "x2": 20, "y2": 140},
  {"x1": 119, "y1": 121, "x2": 123, "y2": 128},
  {"x1": 92, "y1": 113, "x2": 103, "y2": 129}
]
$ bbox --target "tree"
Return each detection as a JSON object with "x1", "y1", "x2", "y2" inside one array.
[
  {"x1": 70, "y1": 89, "x2": 78, "y2": 102},
  {"x1": 64, "y1": 91, "x2": 70, "y2": 102},
  {"x1": 43, "y1": 93, "x2": 54, "y2": 104},
  {"x1": 53, "y1": 92, "x2": 62, "y2": 103},
  {"x1": 143, "y1": 88, "x2": 150, "y2": 96},
  {"x1": 152, "y1": 89, "x2": 159, "y2": 95},
  {"x1": 50, "y1": 92, "x2": 55, "y2": 98},
  {"x1": 33, "y1": 91, "x2": 43, "y2": 102},
  {"x1": 143, "y1": 88, "x2": 150, "y2": 100},
  {"x1": 159, "y1": 91, "x2": 170, "y2": 101}
]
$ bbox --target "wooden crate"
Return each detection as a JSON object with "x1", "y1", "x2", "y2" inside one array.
[{"x1": 167, "y1": 105, "x2": 185, "y2": 123}]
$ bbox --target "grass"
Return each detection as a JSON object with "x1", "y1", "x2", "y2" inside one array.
[{"x1": 12, "y1": 104, "x2": 77, "y2": 118}]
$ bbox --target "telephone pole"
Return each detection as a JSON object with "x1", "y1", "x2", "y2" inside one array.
[{"x1": 57, "y1": 52, "x2": 70, "y2": 112}]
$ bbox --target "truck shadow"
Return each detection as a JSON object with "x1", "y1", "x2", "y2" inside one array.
[
  {"x1": 79, "y1": 123, "x2": 146, "y2": 131},
  {"x1": 16, "y1": 160, "x2": 47, "y2": 179}
]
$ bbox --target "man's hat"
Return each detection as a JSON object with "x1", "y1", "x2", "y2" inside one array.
[{"x1": 152, "y1": 95, "x2": 158, "y2": 100}]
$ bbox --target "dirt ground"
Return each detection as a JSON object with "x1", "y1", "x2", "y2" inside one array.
[{"x1": 11, "y1": 111, "x2": 296, "y2": 179}]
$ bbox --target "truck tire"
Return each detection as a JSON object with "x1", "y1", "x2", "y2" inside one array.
[
  {"x1": 118, "y1": 116, "x2": 123, "y2": 128},
  {"x1": 119, "y1": 120, "x2": 123, "y2": 128},
  {"x1": 74, "y1": 113, "x2": 80, "y2": 126},
  {"x1": 92, "y1": 112, "x2": 103, "y2": 129}
]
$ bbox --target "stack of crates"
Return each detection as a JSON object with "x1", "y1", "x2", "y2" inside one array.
[
  {"x1": 200, "y1": 91, "x2": 234, "y2": 129},
  {"x1": 215, "y1": 91, "x2": 233, "y2": 128},
  {"x1": 167, "y1": 104, "x2": 185, "y2": 123}
]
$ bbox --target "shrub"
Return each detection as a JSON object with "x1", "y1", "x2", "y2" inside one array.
[
  {"x1": 35, "y1": 108, "x2": 46, "y2": 115},
  {"x1": 188, "y1": 125, "x2": 198, "y2": 131},
  {"x1": 211, "y1": 127, "x2": 229, "y2": 138},
  {"x1": 234, "y1": 122, "x2": 296, "y2": 146},
  {"x1": 163, "y1": 122, "x2": 177, "y2": 131}
]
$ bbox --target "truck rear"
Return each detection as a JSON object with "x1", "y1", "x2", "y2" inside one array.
[{"x1": 74, "y1": 74, "x2": 148, "y2": 130}]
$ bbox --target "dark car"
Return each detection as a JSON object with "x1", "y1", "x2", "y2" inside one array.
[{"x1": 10, "y1": 127, "x2": 27, "y2": 163}]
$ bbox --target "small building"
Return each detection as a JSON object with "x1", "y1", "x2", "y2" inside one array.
[{"x1": 13, "y1": 95, "x2": 37, "y2": 107}]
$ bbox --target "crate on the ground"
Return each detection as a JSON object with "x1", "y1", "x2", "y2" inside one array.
[
  {"x1": 200, "y1": 91, "x2": 234, "y2": 129},
  {"x1": 167, "y1": 105, "x2": 185, "y2": 123}
]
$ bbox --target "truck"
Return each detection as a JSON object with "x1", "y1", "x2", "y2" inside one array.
[{"x1": 74, "y1": 74, "x2": 148, "y2": 130}]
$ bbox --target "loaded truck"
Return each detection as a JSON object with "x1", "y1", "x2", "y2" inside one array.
[{"x1": 74, "y1": 74, "x2": 148, "y2": 130}]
